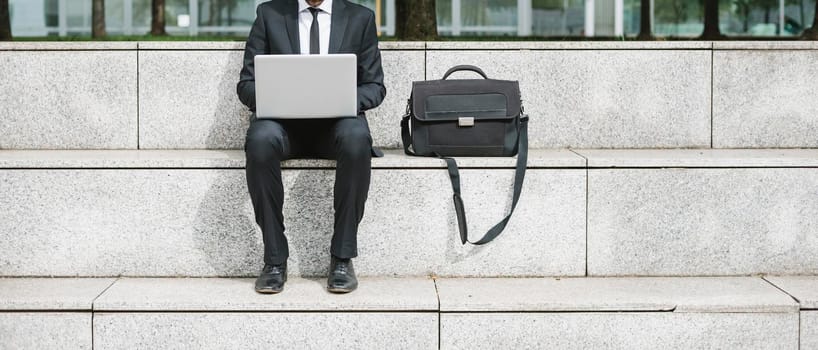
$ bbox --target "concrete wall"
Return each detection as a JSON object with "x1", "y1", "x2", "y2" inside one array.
[
  {"x1": 2, "y1": 41, "x2": 817, "y2": 150},
  {"x1": 0, "y1": 150, "x2": 587, "y2": 278},
  {"x1": 2, "y1": 149, "x2": 817, "y2": 278}
]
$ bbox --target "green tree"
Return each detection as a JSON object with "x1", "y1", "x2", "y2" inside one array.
[
  {"x1": 92, "y1": 0, "x2": 106, "y2": 38},
  {"x1": 151, "y1": 0, "x2": 166, "y2": 35},
  {"x1": 395, "y1": 0, "x2": 438, "y2": 40},
  {"x1": 0, "y1": 0, "x2": 10, "y2": 41}
]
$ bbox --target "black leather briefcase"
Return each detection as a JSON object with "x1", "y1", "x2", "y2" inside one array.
[
  {"x1": 401, "y1": 65, "x2": 529, "y2": 245},
  {"x1": 401, "y1": 65, "x2": 526, "y2": 156}
]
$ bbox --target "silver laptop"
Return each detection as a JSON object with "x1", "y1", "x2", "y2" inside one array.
[{"x1": 254, "y1": 54, "x2": 357, "y2": 119}]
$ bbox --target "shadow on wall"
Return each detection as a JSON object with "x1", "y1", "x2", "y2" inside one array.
[
  {"x1": 192, "y1": 52, "x2": 261, "y2": 277},
  {"x1": 192, "y1": 52, "x2": 337, "y2": 277},
  {"x1": 281, "y1": 170, "x2": 336, "y2": 277},
  {"x1": 442, "y1": 171, "x2": 495, "y2": 270}
]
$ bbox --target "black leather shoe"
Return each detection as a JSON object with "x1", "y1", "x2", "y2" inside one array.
[
  {"x1": 255, "y1": 263, "x2": 287, "y2": 294},
  {"x1": 327, "y1": 256, "x2": 358, "y2": 293}
]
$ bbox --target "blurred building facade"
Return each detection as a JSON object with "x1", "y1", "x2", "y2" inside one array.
[{"x1": 6, "y1": 0, "x2": 817, "y2": 38}]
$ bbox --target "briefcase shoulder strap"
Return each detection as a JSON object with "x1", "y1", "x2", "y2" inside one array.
[
  {"x1": 444, "y1": 115, "x2": 529, "y2": 245},
  {"x1": 401, "y1": 98, "x2": 530, "y2": 245}
]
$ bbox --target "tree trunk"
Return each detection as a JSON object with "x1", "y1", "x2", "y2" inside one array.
[
  {"x1": 92, "y1": 0, "x2": 106, "y2": 38},
  {"x1": 803, "y1": 0, "x2": 818, "y2": 39},
  {"x1": 700, "y1": 0, "x2": 727, "y2": 39},
  {"x1": 151, "y1": 0, "x2": 167, "y2": 36},
  {"x1": 0, "y1": 0, "x2": 11, "y2": 41},
  {"x1": 395, "y1": 0, "x2": 438, "y2": 40},
  {"x1": 637, "y1": 0, "x2": 653, "y2": 40}
]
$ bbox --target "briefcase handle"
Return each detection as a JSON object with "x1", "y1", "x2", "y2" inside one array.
[{"x1": 442, "y1": 65, "x2": 489, "y2": 80}]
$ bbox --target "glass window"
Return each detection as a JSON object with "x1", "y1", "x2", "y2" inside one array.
[
  {"x1": 349, "y1": 0, "x2": 377, "y2": 13},
  {"x1": 195, "y1": 0, "x2": 255, "y2": 35},
  {"x1": 10, "y1": 0, "x2": 818, "y2": 38},
  {"x1": 532, "y1": 0, "x2": 585, "y2": 36},
  {"x1": 348, "y1": 0, "x2": 390, "y2": 34},
  {"x1": 625, "y1": 0, "x2": 816, "y2": 38},
  {"x1": 723, "y1": 0, "x2": 814, "y2": 36},
  {"x1": 132, "y1": 0, "x2": 151, "y2": 30},
  {"x1": 460, "y1": 0, "x2": 517, "y2": 35},
  {"x1": 198, "y1": 0, "x2": 253, "y2": 27},
  {"x1": 104, "y1": 0, "x2": 125, "y2": 34},
  {"x1": 163, "y1": 0, "x2": 188, "y2": 28},
  {"x1": 623, "y1": 0, "x2": 638, "y2": 35},
  {"x1": 66, "y1": 0, "x2": 90, "y2": 33},
  {"x1": 783, "y1": 0, "x2": 815, "y2": 35},
  {"x1": 44, "y1": 0, "x2": 59, "y2": 29},
  {"x1": 653, "y1": 0, "x2": 705, "y2": 37},
  {"x1": 435, "y1": 0, "x2": 453, "y2": 35}
]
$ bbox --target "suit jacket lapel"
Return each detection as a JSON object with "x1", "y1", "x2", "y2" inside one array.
[
  {"x1": 284, "y1": 0, "x2": 300, "y2": 54},
  {"x1": 329, "y1": 0, "x2": 348, "y2": 54}
]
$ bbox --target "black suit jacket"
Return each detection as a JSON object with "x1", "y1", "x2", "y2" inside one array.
[{"x1": 237, "y1": 0, "x2": 386, "y2": 116}]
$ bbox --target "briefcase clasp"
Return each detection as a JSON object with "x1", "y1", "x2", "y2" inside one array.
[{"x1": 458, "y1": 117, "x2": 475, "y2": 127}]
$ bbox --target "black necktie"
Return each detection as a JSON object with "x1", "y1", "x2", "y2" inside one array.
[{"x1": 308, "y1": 7, "x2": 320, "y2": 55}]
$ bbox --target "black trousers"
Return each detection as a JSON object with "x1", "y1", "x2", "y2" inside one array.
[{"x1": 245, "y1": 117, "x2": 372, "y2": 266}]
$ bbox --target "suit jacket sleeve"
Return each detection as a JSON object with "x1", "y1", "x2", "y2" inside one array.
[
  {"x1": 356, "y1": 11, "x2": 386, "y2": 114},
  {"x1": 237, "y1": 5, "x2": 269, "y2": 112}
]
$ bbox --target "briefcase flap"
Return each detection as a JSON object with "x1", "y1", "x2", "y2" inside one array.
[{"x1": 411, "y1": 79, "x2": 521, "y2": 122}]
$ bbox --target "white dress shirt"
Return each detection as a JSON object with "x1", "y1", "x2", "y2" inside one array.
[{"x1": 298, "y1": 0, "x2": 332, "y2": 55}]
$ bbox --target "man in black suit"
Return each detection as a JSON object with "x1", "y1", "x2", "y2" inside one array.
[{"x1": 237, "y1": 0, "x2": 386, "y2": 294}]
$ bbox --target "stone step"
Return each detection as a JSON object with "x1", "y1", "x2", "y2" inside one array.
[
  {"x1": 0, "y1": 278, "x2": 116, "y2": 349},
  {"x1": 0, "y1": 149, "x2": 585, "y2": 278},
  {"x1": 2, "y1": 41, "x2": 817, "y2": 150},
  {"x1": 764, "y1": 276, "x2": 818, "y2": 349},
  {"x1": 437, "y1": 277, "x2": 800, "y2": 349},
  {"x1": 0, "y1": 276, "x2": 809, "y2": 349},
  {"x1": 1, "y1": 149, "x2": 818, "y2": 278}
]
